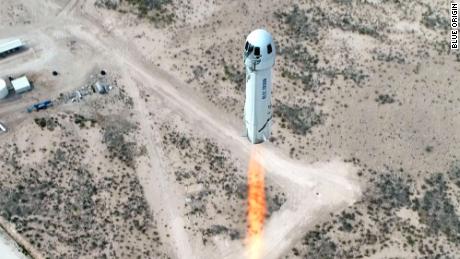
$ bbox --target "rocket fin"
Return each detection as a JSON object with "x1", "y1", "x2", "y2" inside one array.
[{"x1": 241, "y1": 126, "x2": 248, "y2": 137}]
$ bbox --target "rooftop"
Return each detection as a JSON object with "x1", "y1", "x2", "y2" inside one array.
[
  {"x1": 0, "y1": 38, "x2": 23, "y2": 54},
  {"x1": 11, "y1": 76, "x2": 30, "y2": 89}
]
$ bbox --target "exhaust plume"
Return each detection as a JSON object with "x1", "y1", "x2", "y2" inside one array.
[{"x1": 246, "y1": 147, "x2": 266, "y2": 259}]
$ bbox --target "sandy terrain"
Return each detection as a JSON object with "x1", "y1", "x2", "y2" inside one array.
[{"x1": 0, "y1": 0, "x2": 459, "y2": 258}]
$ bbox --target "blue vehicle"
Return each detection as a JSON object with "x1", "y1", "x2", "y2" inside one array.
[{"x1": 27, "y1": 100, "x2": 53, "y2": 113}]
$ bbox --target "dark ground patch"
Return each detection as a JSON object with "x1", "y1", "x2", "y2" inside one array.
[{"x1": 274, "y1": 103, "x2": 325, "y2": 135}]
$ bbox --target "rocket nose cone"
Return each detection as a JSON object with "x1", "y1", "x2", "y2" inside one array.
[{"x1": 246, "y1": 29, "x2": 274, "y2": 47}]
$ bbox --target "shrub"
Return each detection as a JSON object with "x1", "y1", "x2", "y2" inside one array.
[{"x1": 274, "y1": 104, "x2": 325, "y2": 135}]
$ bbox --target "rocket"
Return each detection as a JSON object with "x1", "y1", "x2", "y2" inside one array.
[{"x1": 243, "y1": 29, "x2": 276, "y2": 144}]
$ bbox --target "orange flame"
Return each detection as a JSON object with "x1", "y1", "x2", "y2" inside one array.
[{"x1": 246, "y1": 147, "x2": 266, "y2": 259}]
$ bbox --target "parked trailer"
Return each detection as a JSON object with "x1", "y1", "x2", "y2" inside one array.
[
  {"x1": 0, "y1": 38, "x2": 23, "y2": 57},
  {"x1": 27, "y1": 100, "x2": 53, "y2": 113}
]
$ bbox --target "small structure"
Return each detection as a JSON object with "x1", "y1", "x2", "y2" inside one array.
[
  {"x1": 11, "y1": 76, "x2": 31, "y2": 94},
  {"x1": 0, "y1": 79, "x2": 8, "y2": 99},
  {"x1": 94, "y1": 81, "x2": 109, "y2": 94},
  {"x1": 0, "y1": 38, "x2": 23, "y2": 57},
  {"x1": 0, "y1": 122, "x2": 6, "y2": 132}
]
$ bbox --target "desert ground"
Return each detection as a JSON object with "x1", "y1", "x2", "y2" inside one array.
[{"x1": 0, "y1": 0, "x2": 459, "y2": 258}]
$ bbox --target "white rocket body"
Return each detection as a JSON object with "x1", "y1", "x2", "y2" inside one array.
[{"x1": 243, "y1": 29, "x2": 276, "y2": 144}]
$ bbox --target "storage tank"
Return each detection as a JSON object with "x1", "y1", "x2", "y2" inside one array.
[{"x1": 0, "y1": 79, "x2": 8, "y2": 99}]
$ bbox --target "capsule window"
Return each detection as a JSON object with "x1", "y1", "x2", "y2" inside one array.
[
  {"x1": 267, "y1": 44, "x2": 272, "y2": 54},
  {"x1": 247, "y1": 44, "x2": 253, "y2": 54},
  {"x1": 254, "y1": 47, "x2": 260, "y2": 56},
  {"x1": 245, "y1": 41, "x2": 249, "y2": 51}
]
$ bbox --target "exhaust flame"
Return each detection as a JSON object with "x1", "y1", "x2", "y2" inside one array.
[{"x1": 246, "y1": 147, "x2": 266, "y2": 259}]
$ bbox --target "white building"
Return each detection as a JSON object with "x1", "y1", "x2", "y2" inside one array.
[
  {"x1": 0, "y1": 79, "x2": 8, "y2": 99},
  {"x1": 11, "y1": 76, "x2": 31, "y2": 94},
  {"x1": 0, "y1": 38, "x2": 23, "y2": 56}
]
